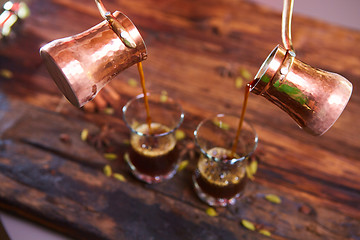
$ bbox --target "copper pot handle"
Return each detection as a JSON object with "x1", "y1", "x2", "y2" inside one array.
[
  {"x1": 281, "y1": 0, "x2": 295, "y2": 53},
  {"x1": 95, "y1": 0, "x2": 137, "y2": 48}
]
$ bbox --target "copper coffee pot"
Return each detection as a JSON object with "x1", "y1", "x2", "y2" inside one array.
[
  {"x1": 40, "y1": 0, "x2": 147, "y2": 107},
  {"x1": 251, "y1": 0, "x2": 352, "y2": 136}
]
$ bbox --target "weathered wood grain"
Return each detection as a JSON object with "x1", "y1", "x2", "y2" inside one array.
[
  {"x1": 0, "y1": 0, "x2": 359, "y2": 239},
  {"x1": 1, "y1": 100, "x2": 359, "y2": 240}
]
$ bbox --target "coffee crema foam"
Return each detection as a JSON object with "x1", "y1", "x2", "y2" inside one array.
[
  {"x1": 130, "y1": 123, "x2": 176, "y2": 157},
  {"x1": 198, "y1": 147, "x2": 245, "y2": 186}
]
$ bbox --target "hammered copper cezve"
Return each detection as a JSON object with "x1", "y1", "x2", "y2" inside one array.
[{"x1": 40, "y1": 11, "x2": 147, "y2": 108}]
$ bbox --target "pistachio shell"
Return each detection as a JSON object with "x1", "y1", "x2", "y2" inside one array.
[
  {"x1": 246, "y1": 165, "x2": 255, "y2": 181},
  {"x1": 103, "y1": 107, "x2": 115, "y2": 115},
  {"x1": 128, "y1": 78, "x2": 138, "y2": 87},
  {"x1": 206, "y1": 207, "x2": 218, "y2": 217},
  {"x1": 259, "y1": 229, "x2": 271, "y2": 237},
  {"x1": 178, "y1": 160, "x2": 189, "y2": 171},
  {"x1": 235, "y1": 76, "x2": 244, "y2": 89},
  {"x1": 104, "y1": 153, "x2": 118, "y2": 161},
  {"x1": 80, "y1": 129, "x2": 89, "y2": 141},
  {"x1": 160, "y1": 91, "x2": 168, "y2": 103},
  {"x1": 103, "y1": 164, "x2": 112, "y2": 177},
  {"x1": 249, "y1": 159, "x2": 258, "y2": 175},
  {"x1": 0, "y1": 69, "x2": 13, "y2": 79},
  {"x1": 123, "y1": 152, "x2": 130, "y2": 163},
  {"x1": 113, "y1": 173, "x2": 126, "y2": 182},
  {"x1": 241, "y1": 219, "x2": 255, "y2": 231},
  {"x1": 240, "y1": 68, "x2": 252, "y2": 80},
  {"x1": 160, "y1": 95, "x2": 168, "y2": 103},
  {"x1": 175, "y1": 129, "x2": 186, "y2": 140},
  {"x1": 265, "y1": 194, "x2": 282, "y2": 204},
  {"x1": 212, "y1": 119, "x2": 230, "y2": 130}
]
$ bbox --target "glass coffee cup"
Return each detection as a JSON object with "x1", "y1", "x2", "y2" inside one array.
[
  {"x1": 122, "y1": 92, "x2": 184, "y2": 184},
  {"x1": 193, "y1": 114, "x2": 258, "y2": 207}
]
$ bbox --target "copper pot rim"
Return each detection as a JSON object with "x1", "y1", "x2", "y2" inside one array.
[{"x1": 251, "y1": 45, "x2": 287, "y2": 94}]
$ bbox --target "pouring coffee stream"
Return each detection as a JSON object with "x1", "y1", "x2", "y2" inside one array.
[
  {"x1": 230, "y1": 0, "x2": 353, "y2": 159},
  {"x1": 137, "y1": 62, "x2": 153, "y2": 133},
  {"x1": 231, "y1": 0, "x2": 296, "y2": 153},
  {"x1": 95, "y1": 0, "x2": 153, "y2": 133},
  {"x1": 40, "y1": 0, "x2": 153, "y2": 132},
  {"x1": 39, "y1": 0, "x2": 147, "y2": 108},
  {"x1": 94, "y1": 0, "x2": 153, "y2": 132},
  {"x1": 40, "y1": 0, "x2": 352, "y2": 138},
  {"x1": 248, "y1": 0, "x2": 352, "y2": 136}
]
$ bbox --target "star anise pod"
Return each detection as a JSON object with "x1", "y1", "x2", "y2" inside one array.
[{"x1": 88, "y1": 125, "x2": 115, "y2": 150}]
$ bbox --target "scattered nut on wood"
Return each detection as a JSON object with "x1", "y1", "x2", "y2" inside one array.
[{"x1": 206, "y1": 207, "x2": 218, "y2": 217}]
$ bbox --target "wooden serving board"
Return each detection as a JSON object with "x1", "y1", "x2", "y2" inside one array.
[{"x1": 0, "y1": 0, "x2": 359, "y2": 239}]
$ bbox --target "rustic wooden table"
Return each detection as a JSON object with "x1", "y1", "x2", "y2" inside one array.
[{"x1": 0, "y1": 0, "x2": 359, "y2": 239}]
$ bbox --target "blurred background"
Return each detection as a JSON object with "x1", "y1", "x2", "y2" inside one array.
[
  {"x1": 251, "y1": 0, "x2": 360, "y2": 30},
  {"x1": 1, "y1": 0, "x2": 359, "y2": 239}
]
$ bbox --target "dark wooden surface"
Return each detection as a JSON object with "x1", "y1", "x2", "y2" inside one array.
[{"x1": 1, "y1": 0, "x2": 360, "y2": 239}]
